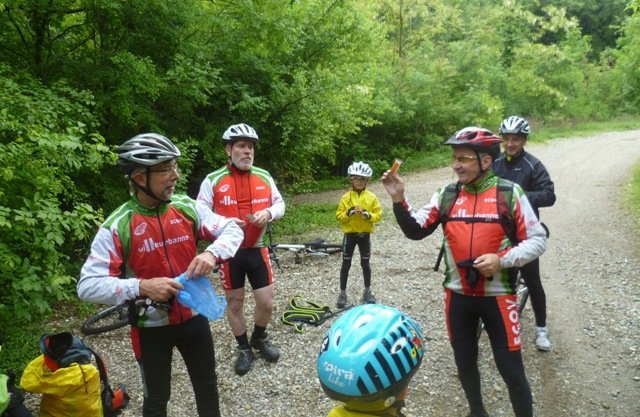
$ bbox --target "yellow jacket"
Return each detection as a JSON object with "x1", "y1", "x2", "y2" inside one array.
[{"x1": 335, "y1": 189, "x2": 382, "y2": 233}]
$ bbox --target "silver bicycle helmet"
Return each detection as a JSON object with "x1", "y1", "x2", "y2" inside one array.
[
  {"x1": 347, "y1": 161, "x2": 373, "y2": 178},
  {"x1": 117, "y1": 133, "x2": 181, "y2": 174},
  {"x1": 499, "y1": 116, "x2": 530, "y2": 136},
  {"x1": 222, "y1": 123, "x2": 259, "y2": 143}
]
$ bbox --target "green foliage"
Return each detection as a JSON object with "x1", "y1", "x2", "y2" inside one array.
[
  {"x1": 627, "y1": 163, "x2": 640, "y2": 222},
  {"x1": 0, "y1": 66, "x2": 112, "y2": 323},
  {"x1": 609, "y1": 11, "x2": 640, "y2": 112}
]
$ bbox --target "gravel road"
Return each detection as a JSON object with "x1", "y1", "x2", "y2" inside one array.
[{"x1": 31, "y1": 130, "x2": 640, "y2": 416}]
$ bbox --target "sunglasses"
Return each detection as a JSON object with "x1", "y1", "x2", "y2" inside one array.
[{"x1": 452, "y1": 155, "x2": 478, "y2": 164}]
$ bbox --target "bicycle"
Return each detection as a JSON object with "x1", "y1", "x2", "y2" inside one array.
[
  {"x1": 80, "y1": 298, "x2": 171, "y2": 335},
  {"x1": 266, "y1": 223, "x2": 342, "y2": 269}
]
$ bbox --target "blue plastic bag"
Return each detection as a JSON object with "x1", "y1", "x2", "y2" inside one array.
[{"x1": 175, "y1": 273, "x2": 227, "y2": 320}]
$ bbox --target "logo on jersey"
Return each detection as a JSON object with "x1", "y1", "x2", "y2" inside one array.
[
  {"x1": 137, "y1": 235, "x2": 190, "y2": 253},
  {"x1": 255, "y1": 185, "x2": 266, "y2": 190},
  {"x1": 134, "y1": 222, "x2": 148, "y2": 236},
  {"x1": 454, "y1": 196, "x2": 467, "y2": 205},
  {"x1": 220, "y1": 184, "x2": 230, "y2": 192},
  {"x1": 219, "y1": 196, "x2": 238, "y2": 206}
]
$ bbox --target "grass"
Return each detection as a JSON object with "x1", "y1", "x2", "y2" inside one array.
[{"x1": 626, "y1": 164, "x2": 640, "y2": 222}]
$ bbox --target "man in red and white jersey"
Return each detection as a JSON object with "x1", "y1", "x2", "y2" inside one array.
[
  {"x1": 78, "y1": 133, "x2": 243, "y2": 417},
  {"x1": 198, "y1": 123, "x2": 285, "y2": 376},
  {"x1": 382, "y1": 127, "x2": 546, "y2": 417}
]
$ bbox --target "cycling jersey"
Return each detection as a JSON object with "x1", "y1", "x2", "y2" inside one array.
[
  {"x1": 393, "y1": 171, "x2": 546, "y2": 296},
  {"x1": 197, "y1": 164, "x2": 285, "y2": 248},
  {"x1": 336, "y1": 189, "x2": 382, "y2": 233},
  {"x1": 493, "y1": 150, "x2": 556, "y2": 217},
  {"x1": 77, "y1": 194, "x2": 243, "y2": 328}
]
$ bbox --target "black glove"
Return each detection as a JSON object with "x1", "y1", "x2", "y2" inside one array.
[
  {"x1": 347, "y1": 207, "x2": 356, "y2": 216},
  {"x1": 361, "y1": 210, "x2": 371, "y2": 220}
]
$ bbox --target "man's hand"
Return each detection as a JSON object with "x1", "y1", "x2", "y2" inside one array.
[
  {"x1": 473, "y1": 253, "x2": 501, "y2": 277},
  {"x1": 139, "y1": 277, "x2": 183, "y2": 302},
  {"x1": 185, "y1": 251, "x2": 219, "y2": 279},
  {"x1": 248, "y1": 209, "x2": 272, "y2": 227},
  {"x1": 381, "y1": 170, "x2": 406, "y2": 203}
]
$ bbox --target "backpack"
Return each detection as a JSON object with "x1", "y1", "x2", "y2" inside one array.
[
  {"x1": 434, "y1": 178, "x2": 518, "y2": 271},
  {"x1": 21, "y1": 333, "x2": 129, "y2": 417}
]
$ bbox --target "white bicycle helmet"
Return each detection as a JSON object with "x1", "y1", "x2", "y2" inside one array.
[
  {"x1": 347, "y1": 161, "x2": 373, "y2": 178},
  {"x1": 499, "y1": 116, "x2": 531, "y2": 136},
  {"x1": 222, "y1": 123, "x2": 259, "y2": 143},
  {"x1": 117, "y1": 133, "x2": 181, "y2": 174}
]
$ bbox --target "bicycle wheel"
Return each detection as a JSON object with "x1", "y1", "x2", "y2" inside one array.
[
  {"x1": 516, "y1": 282, "x2": 529, "y2": 315},
  {"x1": 307, "y1": 242, "x2": 343, "y2": 254},
  {"x1": 80, "y1": 304, "x2": 130, "y2": 335}
]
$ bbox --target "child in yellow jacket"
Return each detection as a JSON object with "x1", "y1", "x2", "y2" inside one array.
[{"x1": 335, "y1": 162, "x2": 382, "y2": 308}]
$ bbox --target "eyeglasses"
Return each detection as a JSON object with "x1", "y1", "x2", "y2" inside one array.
[
  {"x1": 350, "y1": 176, "x2": 368, "y2": 182},
  {"x1": 452, "y1": 155, "x2": 478, "y2": 164},
  {"x1": 150, "y1": 163, "x2": 179, "y2": 175}
]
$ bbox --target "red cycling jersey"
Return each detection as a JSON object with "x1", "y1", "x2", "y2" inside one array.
[{"x1": 197, "y1": 164, "x2": 285, "y2": 248}]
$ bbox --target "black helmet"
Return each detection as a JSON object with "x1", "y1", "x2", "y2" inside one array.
[
  {"x1": 444, "y1": 127, "x2": 501, "y2": 161},
  {"x1": 117, "y1": 133, "x2": 181, "y2": 175}
]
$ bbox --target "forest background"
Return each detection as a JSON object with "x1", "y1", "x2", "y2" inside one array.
[{"x1": 1, "y1": 0, "x2": 640, "y2": 368}]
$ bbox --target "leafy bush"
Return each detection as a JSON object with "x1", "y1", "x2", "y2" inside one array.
[{"x1": 0, "y1": 67, "x2": 112, "y2": 323}]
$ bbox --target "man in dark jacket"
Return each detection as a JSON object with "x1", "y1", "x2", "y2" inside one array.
[{"x1": 493, "y1": 116, "x2": 556, "y2": 351}]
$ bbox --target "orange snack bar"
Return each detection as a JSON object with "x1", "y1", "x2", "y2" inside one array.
[{"x1": 390, "y1": 158, "x2": 403, "y2": 174}]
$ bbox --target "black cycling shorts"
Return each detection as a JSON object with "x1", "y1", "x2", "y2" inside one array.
[{"x1": 219, "y1": 247, "x2": 274, "y2": 291}]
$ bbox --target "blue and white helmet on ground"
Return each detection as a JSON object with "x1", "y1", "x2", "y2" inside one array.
[
  {"x1": 316, "y1": 304, "x2": 425, "y2": 412},
  {"x1": 499, "y1": 116, "x2": 531, "y2": 136},
  {"x1": 222, "y1": 123, "x2": 259, "y2": 143},
  {"x1": 347, "y1": 161, "x2": 373, "y2": 178}
]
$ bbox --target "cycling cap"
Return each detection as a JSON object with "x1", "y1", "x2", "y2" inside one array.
[
  {"x1": 222, "y1": 123, "x2": 259, "y2": 143},
  {"x1": 317, "y1": 304, "x2": 425, "y2": 412},
  {"x1": 347, "y1": 161, "x2": 373, "y2": 178},
  {"x1": 117, "y1": 133, "x2": 181, "y2": 174},
  {"x1": 444, "y1": 126, "x2": 501, "y2": 160},
  {"x1": 499, "y1": 116, "x2": 531, "y2": 136}
]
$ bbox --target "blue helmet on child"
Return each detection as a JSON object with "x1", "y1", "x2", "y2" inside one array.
[{"x1": 316, "y1": 304, "x2": 425, "y2": 412}]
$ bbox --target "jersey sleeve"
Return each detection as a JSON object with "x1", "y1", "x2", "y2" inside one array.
[
  {"x1": 196, "y1": 200, "x2": 244, "y2": 260},
  {"x1": 197, "y1": 175, "x2": 214, "y2": 208},
  {"x1": 499, "y1": 184, "x2": 547, "y2": 268},
  {"x1": 77, "y1": 226, "x2": 140, "y2": 306},
  {"x1": 526, "y1": 160, "x2": 556, "y2": 210},
  {"x1": 265, "y1": 176, "x2": 286, "y2": 221},
  {"x1": 392, "y1": 190, "x2": 441, "y2": 240}
]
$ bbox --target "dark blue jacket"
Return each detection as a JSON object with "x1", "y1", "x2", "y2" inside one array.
[{"x1": 493, "y1": 150, "x2": 556, "y2": 218}]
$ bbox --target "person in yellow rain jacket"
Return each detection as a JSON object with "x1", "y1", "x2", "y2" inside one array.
[{"x1": 335, "y1": 161, "x2": 382, "y2": 308}]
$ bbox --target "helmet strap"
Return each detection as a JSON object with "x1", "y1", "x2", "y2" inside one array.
[{"x1": 131, "y1": 168, "x2": 170, "y2": 206}]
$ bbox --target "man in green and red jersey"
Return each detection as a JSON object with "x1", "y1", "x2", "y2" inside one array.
[
  {"x1": 382, "y1": 127, "x2": 546, "y2": 417},
  {"x1": 78, "y1": 133, "x2": 243, "y2": 417},
  {"x1": 198, "y1": 123, "x2": 286, "y2": 376}
]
